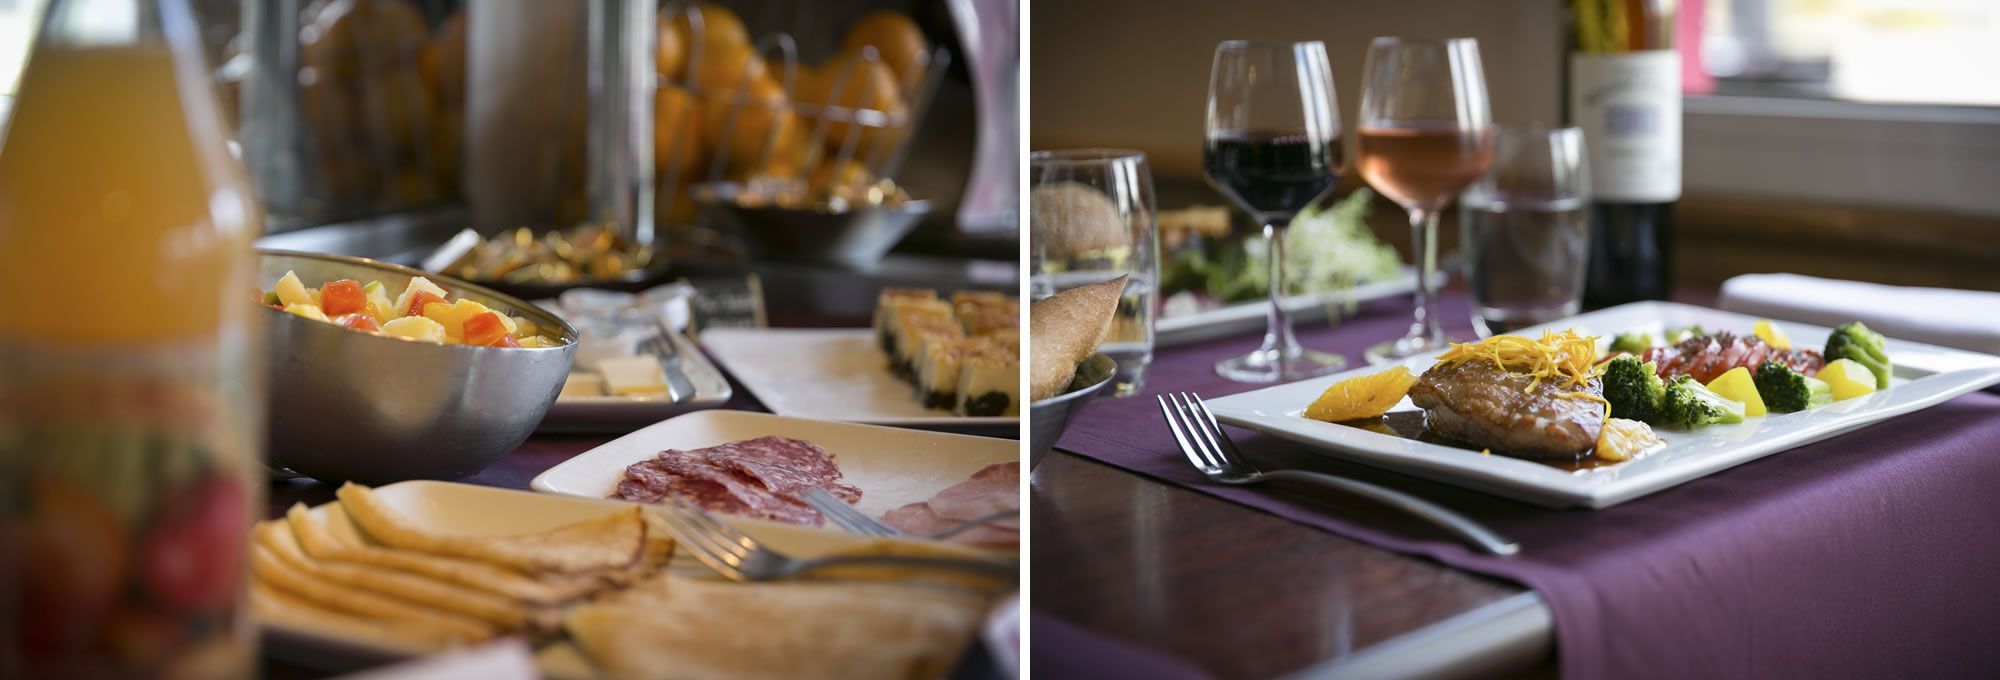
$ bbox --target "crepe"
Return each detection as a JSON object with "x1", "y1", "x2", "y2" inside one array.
[
  {"x1": 1031, "y1": 182, "x2": 1129, "y2": 259},
  {"x1": 254, "y1": 520, "x2": 546, "y2": 631},
  {"x1": 250, "y1": 580, "x2": 459, "y2": 655},
  {"x1": 566, "y1": 575, "x2": 985, "y2": 680},
  {"x1": 1030, "y1": 275, "x2": 1127, "y2": 401},
  {"x1": 286, "y1": 503, "x2": 598, "y2": 605},
  {"x1": 337, "y1": 483, "x2": 646, "y2": 574},
  {"x1": 250, "y1": 526, "x2": 498, "y2": 643}
]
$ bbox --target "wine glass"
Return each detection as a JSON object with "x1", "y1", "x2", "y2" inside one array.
[
  {"x1": 1202, "y1": 40, "x2": 1346, "y2": 383},
  {"x1": 1355, "y1": 37, "x2": 1494, "y2": 363}
]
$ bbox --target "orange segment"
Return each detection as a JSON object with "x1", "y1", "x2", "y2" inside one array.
[{"x1": 1303, "y1": 366, "x2": 1419, "y2": 423}]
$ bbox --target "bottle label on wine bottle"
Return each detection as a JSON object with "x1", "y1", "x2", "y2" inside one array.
[{"x1": 1569, "y1": 51, "x2": 1681, "y2": 202}]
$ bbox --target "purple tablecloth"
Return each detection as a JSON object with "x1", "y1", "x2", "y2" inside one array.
[
  {"x1": 1054, "y1": 296, "x2": 2000, "y2": 679},
  {"x1": 1030, "y1": 611, "x2": 1213, "y2": 680}
]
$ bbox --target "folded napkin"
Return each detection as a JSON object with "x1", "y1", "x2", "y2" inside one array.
[{"x1": 1719, "y1": 273, "x2": 2000, "y2": 355}]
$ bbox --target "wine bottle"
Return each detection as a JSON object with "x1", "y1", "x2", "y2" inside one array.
[{"x1": 1566, "y1": 0, "x2": 1679, "y2": 307}]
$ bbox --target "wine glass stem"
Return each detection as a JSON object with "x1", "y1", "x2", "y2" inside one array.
[
  {"x1": 1408, "y1": 208, "x2": 1444, "y2": 346},
  {"x1": 1262, "y1": 220, "x2": 1299, "y2": 358}
]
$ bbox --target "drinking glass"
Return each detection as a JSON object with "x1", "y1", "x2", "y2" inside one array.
[
  {"x1": 1355, "y1": 37, "x2": 1494, "y2": 363},
  {"x1": 1029, "y1": 149, "x2": 1159, "y2": 397},
  {"x1": 1202, "y1": 41, "x2": 1347, "y2": 383},
  {"x1": 1461, "y1": 125, "x2": 1592, "y2": 337}
]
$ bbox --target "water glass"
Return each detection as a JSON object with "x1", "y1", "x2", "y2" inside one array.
[
  {"x1": 1460, "y1": 125, "x2": 1592, "y2": 337},
  {"x1": 1029, "y1": 149, "x2": 1159, "y2": 397}
]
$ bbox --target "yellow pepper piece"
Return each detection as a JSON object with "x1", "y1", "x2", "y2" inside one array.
[
  {"x1": 1752, "y1": 319, "x2": 1791, "y2": 350},
  {"x1": 1817, "y1": 359, "x2": 1878, "y2": 401},
  {"x1": 1705, "y1": 366, "x2": 1767, "y2": 417}
]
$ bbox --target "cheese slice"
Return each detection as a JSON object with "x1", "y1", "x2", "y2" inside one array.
[
  {"x1": 559, "y1": 373, "x2": 606, "y2": 398},
  {"x1": 598, "y1": 356, "x2": 667, "y2": 396}
]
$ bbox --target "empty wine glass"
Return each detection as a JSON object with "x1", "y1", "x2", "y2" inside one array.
[
  {"x1": 1202, "y1": 40, "x2": 1346, "y2": 383},
  {"x1": 1354, "y1": 37, "x2": 1493, "y2": 363}
]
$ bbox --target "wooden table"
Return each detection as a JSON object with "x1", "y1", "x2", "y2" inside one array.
[{"x1": 1032, "y1": 450, "x2": 1552, "y2": 679}]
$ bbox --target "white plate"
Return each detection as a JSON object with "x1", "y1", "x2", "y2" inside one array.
[
  {"x1": 262, "y1": 479, "x2": 951, "y2": 670},
  {"x1": 539, "y1": 331, "x2": 733, "y2": 433},
  {"x1": 700, "y1": 327, "x2": 1018, "y2": 426},
  {"x1": 1203, "y1": 301, "x2": 2000, "y2": 509},
  {"x1": 531, "y1": 410, "x2": 1019, "y2": 518},
  {"x1": 1156, "y1": 267, "x2": 1431, "y2": 347}
]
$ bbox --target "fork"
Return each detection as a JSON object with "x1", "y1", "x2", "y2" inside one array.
[
  {"x1": 1159, "y1": 392, "x2": 1520, "y2": 556},
  {"x1": 800, "y1": 487, "x2": 1019, "y2": 540},
  {"x1": 640, "y1": 322, "x2": 698, "y2": 403},
  {"x1": 652, "y1": 500, "x2": 1019, "y2": 582}
]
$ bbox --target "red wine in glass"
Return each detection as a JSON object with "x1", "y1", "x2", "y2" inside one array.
[{"x1": 1202, "y1": 131, "x2": 1343, "y2": 219}]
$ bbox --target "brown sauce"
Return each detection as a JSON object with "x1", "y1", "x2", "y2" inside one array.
[{"x1": 1363, "y1": 411, "x2": 1624, "y2": 472}]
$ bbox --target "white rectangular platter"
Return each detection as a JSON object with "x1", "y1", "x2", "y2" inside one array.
[
  {"x1": 700, "y1": 327, "x2": 1017, "y2": 427},
  {"x1": 539, "y1": 330, "x2": 733, "y2": 433},
  {"x1": 1156, "y1": 267, "x2": 1426, "y2": 347},
  {"x1": 531, "y1": 410, "x2": 1020, "y2": 518},
  {"x1": 1203, "y1": 301, "x2": 2000, "y2": 509}
]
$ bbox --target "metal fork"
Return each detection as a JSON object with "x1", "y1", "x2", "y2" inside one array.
[
  {"x1": 652, "y1": 501, "x2": 1019, "y2": 582},
  {"x1": 1159, "y1": 392, "x2": 1520, "y2": 556},
  {"x1": 641, "y1": 322, "x2": 698, "y2": 403},
  {"x1": 800, "y1": 487, "x2": 1019, "y2": 540}
]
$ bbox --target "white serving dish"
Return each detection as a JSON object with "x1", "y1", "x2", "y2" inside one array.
[
  {"x1": 1155, "y1": 267, "x2": 1430, "y2": 347},
  {"x1": 699, "y1": 328, "x2": 1018, "y2": 427},
  {"x1": 1202, "y1": 301, "x2": 2000, "y2": 509},
  {"x1": 538, "y1": 330, "x2": 732, "y2": 433},
  {"x1": 531, "y1": 410, "x2": 1018, "y2": 519}
]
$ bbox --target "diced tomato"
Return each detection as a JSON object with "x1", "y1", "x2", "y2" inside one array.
[
  {"x1": 403, "y1": 290, "x2": 445, "y2": 318},
  {"x1": 334, "y1": 313, "x2": 381, "y2": 333},
  {"x1": 320, "y1": 279, "x2": 365, "y2": 315},
  {"x1": 461, "y1": 312, "x2": 512, "y2": 347}
]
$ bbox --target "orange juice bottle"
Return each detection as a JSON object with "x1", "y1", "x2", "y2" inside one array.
[{"x1": 0, "y1": 0, "x2": 263, "y2": 675}]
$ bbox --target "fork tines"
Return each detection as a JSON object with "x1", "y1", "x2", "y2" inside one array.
[
  {"x1": 1159, "y1": 391, "x2": 1237, "y2": 474},
  {"x1": 652, "y1": 501, "x2": 754, "y2": 581},
  {"x1": 800, "y1": 487, "x2": 899, "y2": 537}
]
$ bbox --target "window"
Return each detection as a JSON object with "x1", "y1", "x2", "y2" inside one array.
[{"x1": 1699, "y1": 0, "x2": 2000, "y2": 107}]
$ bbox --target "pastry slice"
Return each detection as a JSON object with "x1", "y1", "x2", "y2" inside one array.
[
  {"x1": 872, "y1": 288, "x2": 938, "y2": 354},
  {"x1": 955, "y1": 337, "x2": 1020, "y2": 417},
  {"x1": 953, "y1": 292, "x2": 1020, "y2": 337},
  {"x1": 1029, "y1": 275, "x2": 1127, "y2": 401},
  {"x1": 915, "y1": 338, "x2": 970, "y2": 411},
  {"x1": 891, "y1": 306, "x2": 963, "y2": 381}
]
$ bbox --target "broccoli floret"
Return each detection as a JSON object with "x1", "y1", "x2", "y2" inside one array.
[
  {"x1": 1660, "y1": 376, "x2": 1746, "y2": 428},
  {"x1": 1666, "y1": 325, "x2": 1707, "y2": 343},
  {"x1": 1602, "y1": 356, "x2": 1666, "y2": 423},
  {"x1": 1824, "y1": 321, "x2": 1891, "y2": 389},
  {"x1": 1753, "y1": 361, "x2": 1807, "y2": 412},
  {"x1": 1610, "y1": 332, "x2": 1653, "y2": 355}
]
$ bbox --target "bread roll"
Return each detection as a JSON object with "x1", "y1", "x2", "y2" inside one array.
[
  {"x1": 1031, "y1": 182, "x2": 1128, "y2": 260},
  {"x1": 1030, "y1": 276, "x2": 1127, "y2": 401}
]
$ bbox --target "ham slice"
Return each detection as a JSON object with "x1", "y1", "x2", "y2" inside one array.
[{"x1": 881, "y1": 462, "x2": 1019, "y2": 548}]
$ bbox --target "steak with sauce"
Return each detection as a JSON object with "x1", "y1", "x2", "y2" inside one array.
[{"x1": 1407, "y1": 361, "x2": 1607, "y2": 458}]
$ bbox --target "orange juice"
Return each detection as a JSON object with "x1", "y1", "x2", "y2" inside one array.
[{"x1": 0, "y1": 6, "x2": 262, "y2": 675}]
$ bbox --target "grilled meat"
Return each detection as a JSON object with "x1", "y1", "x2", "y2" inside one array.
[
  {"x1": 1407, "y1": 361, "x2": 1607, "y2": 458},
  {"x1": 1638, "y1": 331, "x2": 1822, "y2": 385}
]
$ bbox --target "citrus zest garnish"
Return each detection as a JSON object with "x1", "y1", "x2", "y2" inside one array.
[{"x1": 1435, "y1": 330, "x2": 1611, "y2": 412}]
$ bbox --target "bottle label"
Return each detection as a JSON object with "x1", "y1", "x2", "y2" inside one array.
[{"x1": 1569, "y1": 51, "x2": 1682, "y2": 202}]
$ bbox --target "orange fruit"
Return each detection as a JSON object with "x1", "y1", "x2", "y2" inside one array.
[
  {"x1": 838, "y1": 10, "x2": 929, "y2": 90},
  {"x1": 808, "y1": 159, "x2": 873, "y2": 196},
  {"x1": 799, "y1": 50, "x2": 904, "y2": 153},
  {"x1": 700, "y1": 94, "x2": 799, "y2": 172},
  {"x1": 669, "y1": 3, "x2": 749, "y2": 56},
  {"x1": 655, "y1": 15, "x2": 687, "y2": 79},
  {"x1": 654, "y1": 85, "x2": 705, "y2": 181},
  {"x1": 300, "y1": 0, "x2": 429, "y2": 83},
  {"x1": 1303, "y1": 366, "x2": 1419, "y2": 423},
  {"x1": 691, "y1": 42, "x2": 781, "y2": 99}
]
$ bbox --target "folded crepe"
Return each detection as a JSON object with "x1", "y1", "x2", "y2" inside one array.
[
  {"x1": 336, "y1": 483, "x2": 646, "y2": 574},
  {"x1": 1030, "y1": 276, "x2": 1127, "y2": 401}
]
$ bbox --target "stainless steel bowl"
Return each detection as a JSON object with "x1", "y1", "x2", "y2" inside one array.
[
  {"x1": 259, "y1": 249, "x2": 578, "y2": 484},
  {"x1": 1028, "y1": 354, "x2": 1117, "y2": 470},
  {"x1": 693, "y1": 182, "x2": 930, "y2": 268}
]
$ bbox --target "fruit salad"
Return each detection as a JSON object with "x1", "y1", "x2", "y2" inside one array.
[{"x1": 259, "y1": 271, "x2": 561, "y2": 348}]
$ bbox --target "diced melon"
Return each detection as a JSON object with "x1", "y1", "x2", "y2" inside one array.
[
  {"x1": 422, "y1": 299, "x2": 492, "y2": 341},
  {"x1": 364, "y1": 284, "x2": 396, "y2": 324},
  {"x1": 1817, "y1": 359, "x2": 1878, "y2": 401},
  {"x1": 1705, "y1": 366, "x2": 1767, "y2": 417},
  {"x1": 274, "y1": 271, "x2": 313, "y2": 307},
  {"x1": 381, "y1": 316, "x2": 447, "y2": 343},
  {"x1": 1752, "y1": 319, "x2": 1791, "y2": 350},
  {"x1": 282, "y1": 303, "x2": 328, "y2": 322},
  {"x1": 392, "y1": 277, "x2": 451, "y2": 318}
]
